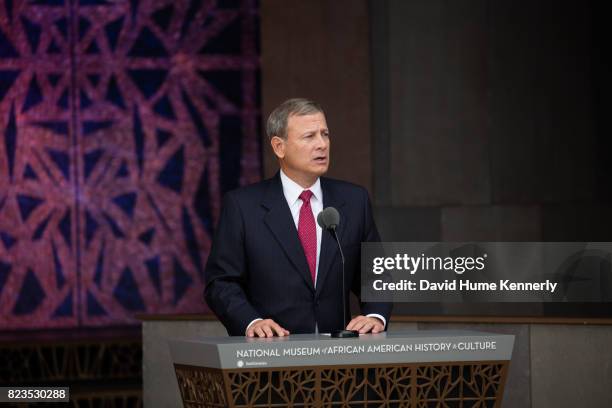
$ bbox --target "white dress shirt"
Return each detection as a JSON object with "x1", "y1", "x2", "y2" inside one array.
[{"x1": 245, "y1": 170, "x2": 386, "y2": 333}]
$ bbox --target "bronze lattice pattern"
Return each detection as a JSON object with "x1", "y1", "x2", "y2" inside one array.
[
  {"x1": 319, "y1": 366, "x2": 412, "y2": 406},
  {"x1": 0, "y1": 329, "x2": 142, "y2": 408},
  {"x1": 415, "y1": 364, "x2": 505, "y2": 408},
  {"x1": 176, "y1": 365, "x2": 228, "y2": 408},
  {"x1": 174, "y1": 362, "x2": 509, "y2": 408},
  {"x1": 0, "y1": 338, "x2": 141, "y2": 383}
]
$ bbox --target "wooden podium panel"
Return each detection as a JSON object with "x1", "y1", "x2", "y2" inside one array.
[{"x1": 169, "y1": 331, "x2": 513, "y2": 407}]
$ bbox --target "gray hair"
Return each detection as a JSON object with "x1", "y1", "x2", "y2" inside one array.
[{"x1": 266, "y1": 98, "x2": 325, "y2": 139}]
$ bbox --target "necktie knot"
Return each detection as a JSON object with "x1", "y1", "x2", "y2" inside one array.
[{"x1": 299, "y1": 190, "x2": 313, "y2": 203}]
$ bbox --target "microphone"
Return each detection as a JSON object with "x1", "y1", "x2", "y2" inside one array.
[
  {"x1": 317, "y1": 207, "x2": 358, "y2": 338},
  {"x1": 317, "y1": 207, "x2": 340, "y2": 230}
]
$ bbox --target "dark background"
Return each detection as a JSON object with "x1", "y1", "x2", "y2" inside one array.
[{"x1": 260, "y1": 0, "x2": 612, "y2": 318}]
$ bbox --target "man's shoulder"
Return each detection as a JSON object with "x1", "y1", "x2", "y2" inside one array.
[
  {"x1": 224, "y1": 177, "x2": 272, "y2": 203},
  {"x1": 321, "y1": 176, "x2": 369, "y2": 198}
]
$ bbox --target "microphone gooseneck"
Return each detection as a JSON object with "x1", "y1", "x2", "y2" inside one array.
[
  {"x1": 318, "y1": 207, "x2": 358, "y2": 339},
  {"x1": 331, "y1": 228, "x2": 346, "y2": 328}
]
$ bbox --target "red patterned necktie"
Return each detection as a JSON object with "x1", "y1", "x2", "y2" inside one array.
[{"x1": 298, "y1": 190, "x2": 317, "y2": 284}]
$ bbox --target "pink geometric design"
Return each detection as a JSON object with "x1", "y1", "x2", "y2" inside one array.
[{"x1": 0, "y1": 0, "x2": 261, "y2": 329}]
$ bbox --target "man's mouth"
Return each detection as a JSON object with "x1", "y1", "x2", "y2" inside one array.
[{"x1": 313, "y1": 156, "x2": 327, "y2": 163}]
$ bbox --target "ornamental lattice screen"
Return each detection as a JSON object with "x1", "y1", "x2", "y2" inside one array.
[{"x1": 0, "y1": 0, "x2": 260, "y2": 330}]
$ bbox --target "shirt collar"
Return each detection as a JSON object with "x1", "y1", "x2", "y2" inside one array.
[{"x1": 279, "y1": 169, "x2": 322, "y2": 205}]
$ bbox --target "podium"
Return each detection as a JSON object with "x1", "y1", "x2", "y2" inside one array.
[{"x1": 169, "y1": 330, "x2": 514, "y2": 407}]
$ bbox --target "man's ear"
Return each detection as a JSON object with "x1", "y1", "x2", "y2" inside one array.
[{"x1": 270, "y1": 136, "x2": 285, "y2": 159}]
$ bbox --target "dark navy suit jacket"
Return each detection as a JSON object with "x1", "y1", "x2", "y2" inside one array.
[{"x1": 204, "y1": 172, "x2": 392, "y2": 336}]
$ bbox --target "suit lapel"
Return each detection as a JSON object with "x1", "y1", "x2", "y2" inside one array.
[
  {"x1": 262, "y1": 173, "x2": 315, "y2": 292},
  {"x1": 315, "y1": 178, "x2": 346, "y2": 296}
]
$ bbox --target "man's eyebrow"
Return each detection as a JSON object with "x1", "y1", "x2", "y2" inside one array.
[{"x1": 299, "y1": 127, "x2": 329, "y2": 137}]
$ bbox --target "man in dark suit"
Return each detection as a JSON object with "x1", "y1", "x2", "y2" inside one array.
[{"x1": 204, "y1": 98, "x2": 392, "y2": 337}]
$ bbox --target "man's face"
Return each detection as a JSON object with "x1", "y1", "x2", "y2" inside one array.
[{"x1": 273, "y1": 112, "x2": 330, "y2": 183}]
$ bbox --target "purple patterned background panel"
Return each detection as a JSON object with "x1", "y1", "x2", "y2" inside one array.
[{"x1": 0, "y1": 0, "x2": 261, "y2": 329}]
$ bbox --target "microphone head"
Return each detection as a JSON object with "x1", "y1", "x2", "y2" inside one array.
[{"x1": 317, "y1": 207, "x2": 340, "y2": 230}]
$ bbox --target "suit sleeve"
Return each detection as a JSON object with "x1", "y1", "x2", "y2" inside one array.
[
  {"x1": 352, "y1": 187, "x2": 393, "y2": 325},
  {"x1": 204, "y1": 192, "x2": 260, "y2": 335}
]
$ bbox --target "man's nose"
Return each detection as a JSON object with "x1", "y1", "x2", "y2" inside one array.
[{"x1": 315, "y1": 133, "x2": 328, "y2": 149}]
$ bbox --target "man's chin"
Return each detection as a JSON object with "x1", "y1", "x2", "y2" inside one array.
[{"x1": 311, "y1": 166, "x2": 328, "y2": 177}]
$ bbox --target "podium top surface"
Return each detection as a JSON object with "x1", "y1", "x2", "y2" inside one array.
[{"x1": 169, "y1": 330, "x2": 514, "y2": 369}]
